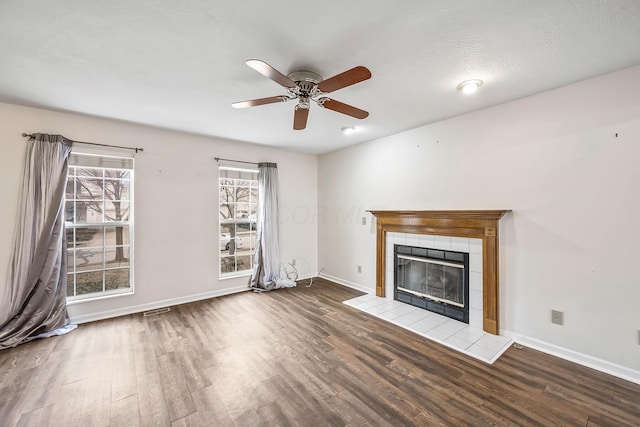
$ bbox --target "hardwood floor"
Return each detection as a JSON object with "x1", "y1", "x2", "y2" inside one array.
[{"x1": 0, "y1": 279, "x2": 638, "y2": 426}]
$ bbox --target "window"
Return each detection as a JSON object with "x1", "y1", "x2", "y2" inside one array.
[
  {"x1": 219, "y1": 166, "x2": 258, "y2": 276},
  {"x1": 65, "y1": 153, "x2": 134, "y2": 300}
]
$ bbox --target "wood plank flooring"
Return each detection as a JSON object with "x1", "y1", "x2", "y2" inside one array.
[{"x1": 0, "y1": 279, "x2": 638, "y2": 426}]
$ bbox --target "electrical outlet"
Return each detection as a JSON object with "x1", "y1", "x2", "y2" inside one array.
[
  {"x1": 551, "y1": 310, "x2": 564, "y2": 325},
  {"x1": 357, "y1": 265, "x2": 362, "y2": 273},
  {"x1": 361, "y1": 216, "x2": 367, "y2": 225}
]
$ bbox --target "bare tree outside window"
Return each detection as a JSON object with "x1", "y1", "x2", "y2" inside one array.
[{"x1": 73, "y1": 168, "x2": 130, "y2": 261}]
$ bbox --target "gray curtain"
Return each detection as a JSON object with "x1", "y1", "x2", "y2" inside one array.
[
  {"x1": 0, "y1": 133, "x2": 74, "y2": 349},
  {"x1": 250, "y1": 162, "x2": 290, "y2": 290}
]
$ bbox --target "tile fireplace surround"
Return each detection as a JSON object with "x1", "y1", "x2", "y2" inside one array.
[{"x1": 344, "y1": 210, "x2": 511, "y2": 363}]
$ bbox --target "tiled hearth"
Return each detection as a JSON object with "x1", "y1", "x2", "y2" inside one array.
[{"x1": 344, "y1": 294, "x2": 512, "y2": 364}]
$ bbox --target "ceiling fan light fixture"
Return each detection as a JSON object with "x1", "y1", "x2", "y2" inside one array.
[
  {"x1": 298, "y1": 96, "x2": 310, "y2": 109},
  {"x1": 341, "y1": 126, "x2": 357, "y2": 135},
  {"x1": 457, "y1": 79, "x2": 483, "y2": 95}
]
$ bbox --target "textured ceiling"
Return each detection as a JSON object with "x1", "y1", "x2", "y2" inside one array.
[{"x1": 1, "y1": 1, "x2": 640, "y2": 154}]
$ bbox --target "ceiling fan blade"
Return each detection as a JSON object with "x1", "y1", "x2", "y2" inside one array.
[
  {"x1": 246, "y1": 59, "x2": 296, "y2": 89},
  {"x1": 318, "y1": 98, "x2": 369, "y2": 119},
  {"x1": 231, "y1": 95, "x2": 291, "y2": 108},
  {"x1": 293, "y1": 106, "x2": 309, "y2": 130},
  {"x1": 317, "y1": 66, "x2": 371, "y2": 93}
]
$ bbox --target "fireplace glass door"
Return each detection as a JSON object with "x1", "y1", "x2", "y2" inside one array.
[{"x1": 396, "y1": 255, "x2": 465, "y2": 307}]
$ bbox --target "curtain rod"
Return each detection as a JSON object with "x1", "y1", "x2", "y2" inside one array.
[
  {"x1": 22, "y1": 133, "x2": 144, "y2": 153},
  {"x1": 214, "y1": 157, "x2": 259, "y2": 166}
]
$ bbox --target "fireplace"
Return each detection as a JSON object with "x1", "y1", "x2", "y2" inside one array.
[
  {"x1": 369, "y1": 210, "x2": 509, "y2": 334},
  {"x1": 394, "y1": 244, "x2": 470, "y2": 323}
]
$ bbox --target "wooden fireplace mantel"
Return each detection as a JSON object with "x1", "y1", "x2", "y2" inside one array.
[{"x1": 369, "y1": 210, "x2": 510, "y2": 335}]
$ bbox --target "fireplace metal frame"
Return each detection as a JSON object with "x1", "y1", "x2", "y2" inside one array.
[{"x1": 394, "y1": 244, "x2": 470, "y2": 323}]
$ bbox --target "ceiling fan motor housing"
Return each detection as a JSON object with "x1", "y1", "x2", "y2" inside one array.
[
  {"x1": 288, "y1": 70, "x2": 323, "y2": 100},
  {"x1": 287, "y1": 70, "x2": 323, "y2": 85}
]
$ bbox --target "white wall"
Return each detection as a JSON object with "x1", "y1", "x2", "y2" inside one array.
[
  {"x1": 0, "y1": 102, "x2": 318, "y2": 322},
  {"x1": 318, "y1": 65, "x2": 640, "y2": 374}
]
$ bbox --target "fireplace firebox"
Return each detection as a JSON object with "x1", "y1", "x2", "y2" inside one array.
[{"x1": 394, "y1": 244, "x2": 469, "y2": 323}]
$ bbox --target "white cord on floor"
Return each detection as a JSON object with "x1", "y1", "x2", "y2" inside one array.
[{"x1": 306, "y1": 268, "x2": 325, "y2": 287}]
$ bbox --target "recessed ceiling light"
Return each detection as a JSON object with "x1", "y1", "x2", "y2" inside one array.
[
  {"x1": 341, "y1": 126, "x2": 357, "y2": 134},
  {"x1": 456, "y1": 79, "x2": 483, "y2": 95}
]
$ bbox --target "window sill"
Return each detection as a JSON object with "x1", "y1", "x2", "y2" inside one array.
[
  {"x1": 67, "y1": 290, "x2": 134, "y2": 305},
  {"x1": 219, "y1": 271, "x2": 252, "y2": 281}
]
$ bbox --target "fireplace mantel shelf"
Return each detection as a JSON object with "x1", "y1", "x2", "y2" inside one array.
[{"x1": 369, "y1": 210, "x2": 510, "y2": 335}]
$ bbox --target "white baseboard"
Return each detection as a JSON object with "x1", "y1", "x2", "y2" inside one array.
[
  {"x1": 70, "y1": 285, "x2": 250, "y2": 324},
  {"x1": 511, "y1": 333, "x2": 640, "y2": 385},
  {"x1": 318, "y1": 272, "x2": 373, "y2": 294}
]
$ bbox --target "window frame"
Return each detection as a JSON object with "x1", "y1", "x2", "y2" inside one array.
[
  {"x1": 65, "y1": 152, "x2": 135, "y2": 303},
  {"x1": 219, "y1": 165, "x2": 258, "y2": 278}
]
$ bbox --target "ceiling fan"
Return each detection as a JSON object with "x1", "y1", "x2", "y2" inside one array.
[{"x1": 231, "y1": 59, "x2": 372, "y2": 130}]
